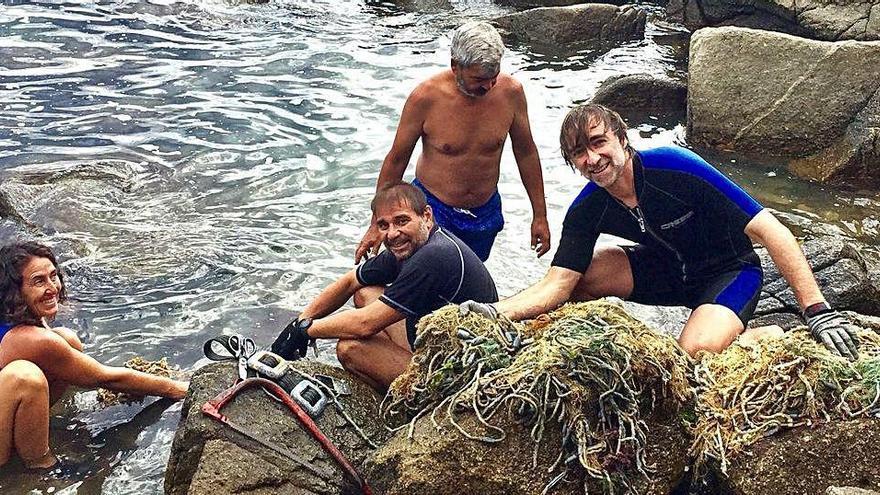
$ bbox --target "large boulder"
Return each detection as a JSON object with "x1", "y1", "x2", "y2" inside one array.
[
  {"x1": 493, "y1": 4, "x2": 646, "y2": 44},
  {"x1": 592, "y1": 73, "x2": 687, "y2": 117},
  {"x1": 667, "y1": 0, "x2": 880, "y2": 41},
  {"x1": 720, "y1": 419, "x2": 880, "y2": 495},
  {"x1": 687, "y1": 27, "x2": 880, "y2": 183},
  {"x1": 164, "y1": 362, "x2": 389, "y2": 495},
  {"x1": 367, "y1": 402, "x2": 690, "y2": 494}
]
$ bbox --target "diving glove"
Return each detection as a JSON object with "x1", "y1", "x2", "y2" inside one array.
[
  {"x1": 458, "y1": 300, "x2": 499, "y2": 322},
  {"x1": 271, "y1": 318, "x2": 314, "y2": 360},
  {"x1": 805, "y1": 303, "x2": 859, "y2": 360}
]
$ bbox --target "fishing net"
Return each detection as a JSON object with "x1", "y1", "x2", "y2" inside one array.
[
  {"x1": 691, "y1": 328, "x2": 880, "y2": 472},
  {"x1": 97, "y1": 356, "x2": 176, "y2": 405},
  {"x1": 382, "y1": 300, "x2": 694, "y2": 493}
]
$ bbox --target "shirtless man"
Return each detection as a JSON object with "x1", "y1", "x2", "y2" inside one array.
[{"x1": 355, "y1": 21, "x2": 550, "y2": 263}]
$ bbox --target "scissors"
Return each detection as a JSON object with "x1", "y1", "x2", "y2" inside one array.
[{"x1": 203, "y1": 334, "x2": 258, "y2": 381}]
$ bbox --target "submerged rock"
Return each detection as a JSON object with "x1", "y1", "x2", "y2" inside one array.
[
  {"x1": 493, "y1": 4, "x2": 646, "y2": 44},
  {"x1": 496, "y1": 0, "x2": 632, "y2": 7},
  {"x1": 388, "y1": 0, "x2": 452, "y2": 12},
  {"x1": 164, "y1": 361, "x2": 388, "y2": 495},
  {"x1": 667, "y1": 0, "x2": 880, "y2": 41},
  {"x1": 687, "y1": 27, "x2": 880, "y2": 183}
]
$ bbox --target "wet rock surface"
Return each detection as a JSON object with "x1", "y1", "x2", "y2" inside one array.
[
  {"x1": 827, "y1": 488, "x2": 880, "y2": 495},
  {"x1": 667, "y1": 0, "x2": 880, "y2": 41},
  {"x1": 366, "y1": 404, "x2": 690, "y2": 495},
  {"x1": 162, "y1": 237, "x2": 880, "y2": 495},
  {"x1": 493, "y1": 4, "x2": 646, "y2": 44},
  {"x1": 164, "y1": 362, "x2": 388, "y2": 495},
  {"x1": 687, "y1": 27, "x2": 880, "y2": 183},
  {"x1": 592, "y1": 73, "x2": 687, "y2": 117},
  {"x1": 495, "y1": 0, "x2": 633, "y2": 8},
  {"x1": 720, "y1": 419, "x2": 880, "y2": 495},
  {"x1": 751, "y1": 235, "x2": 880, "y2": 328}
]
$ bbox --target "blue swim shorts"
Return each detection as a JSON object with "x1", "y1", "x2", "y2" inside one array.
[{"x1": 412, "y1": 178, "x2": 503, "y2": 262}]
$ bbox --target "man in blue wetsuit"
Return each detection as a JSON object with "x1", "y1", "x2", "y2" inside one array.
[
  {"x1": 273, "y1": 182, "x2": 497, "y2": 391},
  {"x1": 354, "y1": 21, "x2": 550, "y2": 263},
  {"x1": 460, "y1": 104, "x2": 860, "y2": 359}
]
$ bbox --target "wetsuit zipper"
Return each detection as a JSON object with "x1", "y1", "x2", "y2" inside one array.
[
  {"x1": 629, "y1": 206, "x2": 646, "y2": 233},
  {"x1": 621, "y1": 203, "x2": 689, "y2": 283}
]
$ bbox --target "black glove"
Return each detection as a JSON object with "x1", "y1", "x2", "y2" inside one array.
[
  {"x1": 458, "y1": 300, "x2": 498, "y2": 322},
  {"x1": 805, "y1": 306, "x2": 859, "y2": 360},
  {"x1": 270, "y1": 318, "x2": 313, "y2": 361}
]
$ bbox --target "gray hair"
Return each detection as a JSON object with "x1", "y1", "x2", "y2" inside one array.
[{"x1": 450, "y1": 21, "x2": 504, "y2": 72}]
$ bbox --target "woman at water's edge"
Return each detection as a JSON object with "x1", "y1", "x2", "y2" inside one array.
[{"x1": 0, "y1": 241, "x2": 188, "y2": 471}]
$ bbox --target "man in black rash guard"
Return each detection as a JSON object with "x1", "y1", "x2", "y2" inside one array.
[
  {"x1": 272, "y1": 182, "x2": 497, "y2": 391},
  {"x1": 461, "y1": 104, "x2": 860, "y2": 359}
]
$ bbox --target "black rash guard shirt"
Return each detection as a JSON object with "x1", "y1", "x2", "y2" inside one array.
[{"x1": 356, "y1": 226, "x2": 498, "y2": 347}]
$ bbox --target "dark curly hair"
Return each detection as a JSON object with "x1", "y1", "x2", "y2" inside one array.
[{"x1": 0, "y1": 241, "x2": 68, "y2": 325}]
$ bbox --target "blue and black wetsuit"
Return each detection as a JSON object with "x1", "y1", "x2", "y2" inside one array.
[{"x1": 551, "y1": 146, "x2": 764, "y2": 325}]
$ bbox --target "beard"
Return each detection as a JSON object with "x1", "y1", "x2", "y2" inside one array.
[
  {"x1": 385, "y1": 222, "x2": 432, "y2": 260},
  {"x1": 455, "y1": 73, "x2": 488, "y2": 98}
]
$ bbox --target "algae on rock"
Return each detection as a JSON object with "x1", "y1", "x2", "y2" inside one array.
[
  {"x1": 378, "y1": 300, "x2": 695, "y2": 493},
  {"x1": 692, "y1": 329, "x2": 880, "y2": 472}
]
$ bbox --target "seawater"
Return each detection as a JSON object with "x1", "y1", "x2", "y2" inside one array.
[{"x1": 0, "y1": 1, "x2": 877, "y2": 493}]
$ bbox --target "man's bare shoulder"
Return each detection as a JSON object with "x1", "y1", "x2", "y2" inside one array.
[
  {"x1": 496, "y1": 73, "x2": 526, "y2": 98},
  {"x1": 410, "y1": 70, "x2": 455, "y2": 100}
]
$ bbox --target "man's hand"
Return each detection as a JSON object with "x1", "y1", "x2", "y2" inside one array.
[
  {"x1": 355, "y1": 223, "x2": 383, "y2": 264},
  {"x1": 458, "y1": 300, "x2": 498, "y2": 322},
  {"x1": 806, "y1": 309, "x2": 860, "y2": 360},
  {"x1": 270, "y1": 319, "x2": 312, "y2": 360},
  {"x1": 531, "y1": 216, "x2": 551, "y2": 257}
]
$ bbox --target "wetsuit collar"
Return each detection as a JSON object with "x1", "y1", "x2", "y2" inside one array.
[{"x1": 631, "y1": 150, "x2": 646, "y2": 202}]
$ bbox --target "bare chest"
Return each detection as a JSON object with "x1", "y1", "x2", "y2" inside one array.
[{"x1": 422, "y1": 101, "x2": 515, "y2": 157}]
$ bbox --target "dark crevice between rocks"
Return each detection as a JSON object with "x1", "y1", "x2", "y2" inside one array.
[
  {"x1": 670, "y1": 464, "x2": 734, "y2": 495},
  {"x1": 835, "y1": 14, "x2": 870, "y2": 42}
]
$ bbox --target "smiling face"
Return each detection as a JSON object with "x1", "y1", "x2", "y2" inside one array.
[
  {"x1": 452, "y1": 63, "x2": 499, "y2": 98},
  {"x1": 570, "y1": 119, "x2": 630, "y2": 189},
  {"x1": 20, "y1": 256, "x2": 63, "y2": 321},
  {"x1": 375, "y1": 200, "x2": 434, "y2": 261}
]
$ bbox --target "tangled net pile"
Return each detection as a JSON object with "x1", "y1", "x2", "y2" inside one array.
[
  {"x1": 97, "y1": 357, "x2": 176, "y2": 405},
  {"x1": 382, "y1": 300, "x2": 693, "y2": 492},
  {"x1": 692, "y1": 328, "x2": 880, "y2": 472}
]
